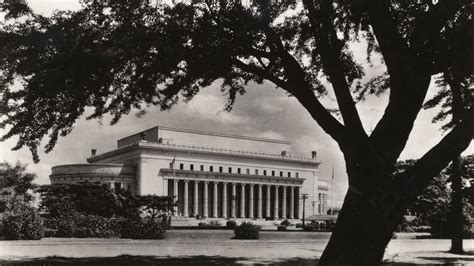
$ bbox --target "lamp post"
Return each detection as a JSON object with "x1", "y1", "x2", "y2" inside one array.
[{"x1": 302, "y1": 193, "x2": 308, "y2": 226}]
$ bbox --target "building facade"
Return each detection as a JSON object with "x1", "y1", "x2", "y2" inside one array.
[{"x1": 50, "y1": 126, "x2": 329, "y2": 219}]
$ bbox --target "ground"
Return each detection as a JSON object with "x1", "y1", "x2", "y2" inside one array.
[{"x1": 0, "y1": 230, "x2": 473, "y2": 265}]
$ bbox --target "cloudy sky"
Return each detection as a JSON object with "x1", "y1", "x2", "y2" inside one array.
[{"x1": 1, "y1": 1, "x2": 472, "y2": 208}]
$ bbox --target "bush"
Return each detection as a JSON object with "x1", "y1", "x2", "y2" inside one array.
[
  {"x1": 280, "y1": 219, "x2": 290, "y2": 226},
  {"x1": 295, "y1": 223, "x2": 303, "y2": 228},
  {"x1": 277, "y1": 225, "x2": 287, "y2": 231},
  {"x1": 3, "y1": 204, "x2": 43, "y2": 240},
  {"x1": 46, "y1": 213, "x2": 122, "y2": 238},
  {"x1": 120, "y1": 218, "x2": 166, "y2": 239},
  {"x1": 226, "y1": 220, "x2": 237, "y2": 229},
  {"x1": 303, "y1": 224, "x2": 315, "y2": 231},
  {"x1": 234, "y1": 222, "x2": 260, "y2": 239}
]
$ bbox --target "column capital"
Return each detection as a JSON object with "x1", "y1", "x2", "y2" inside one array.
[
  {"x1": 258, "y1": 184, "x2": 263, "y2": 187},
  {"x1": 184, "y1": 180, "x2": 190, "y2": 183},
  {"x1": 204, "y1": 181, "x2": 209, "y2": 184},
  {"x1": 250, "y1": 183, "x2": 255, "y2": 187}
]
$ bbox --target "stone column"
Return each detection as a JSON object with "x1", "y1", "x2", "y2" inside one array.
[
  {"x1": 249, "y1": 184, "x2": 254, "y2": 218},
  {"x1": 274, "y1": 185, "x2": 279, "y2": 219},
  {"x1": 222, "y1": 183, "x2": 227, "y2": 218},
  {"x1": 257, "y1": 184, "x2": 262, "y2": 218},
  {"x1": 183, "y1": 180, "x2": 189, "y2": 217},
  {"x1": 213, "y1": 182, "x2": 218, "y2": 218},
  {"x1": 266, "y1": 185, "x2": 271, "y2": 218},
  {"x1": 290, "y1": 186, "x2": 294, "y2": 219},
  {"x1": 240, "y1": 183, "x2": 245, "y2": 218},
  {"x1": 174, "y1": 179, "x2": 179, "y2": 215},
  {"x1": 194, "y1": 181, "x2": 199, "y2": 216},
  {"x1": 231, "y1": 183, "x2": 236, "y2": 218},
  {"x1": 295, "y1": 187, "x2": 300, "y2": 219},
  {"x1": 282, "y1": 186, "x2": 287, "y2": 219},
  {"x1": 203, "y1": 181, "x2": 209, "y2": 218}
]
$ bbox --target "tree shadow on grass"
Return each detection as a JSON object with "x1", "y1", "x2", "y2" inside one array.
[{"x1": 0, "y1": 255, "x2": 319, "y2": 265}]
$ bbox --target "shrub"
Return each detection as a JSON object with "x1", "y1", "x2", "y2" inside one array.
[
  {"x1": 280, "y1": 219, "x2": 290, "y2": 226},
  {"x1": 226, "y1": 220, "x2": 237, "y2": 229},
  {"x1": 277, "y1": 225, "x2": 287, "y2": 231},
  {"x1": 234, "y1": 222, "x2": 260, "y2": 239},
  {"x1": 295, "y1": 223, "x2": 303, "y2": 228},
  {"x1": 3, "y1": 204, "x2": 43, "y2": 240},
  {"x1": 303, "y1": 224, "x2": 315, "y2": 231},
  {"x1": 46, "y1": 213, "x2": 122, "y2": 238},
  {"x1": 120, "y1": 218, "x2": 165, "y2": 239}
]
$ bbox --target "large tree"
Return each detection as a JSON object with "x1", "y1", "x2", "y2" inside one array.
[{"x1": 0, "y1": 0, "x2": 472, "y2": 264}]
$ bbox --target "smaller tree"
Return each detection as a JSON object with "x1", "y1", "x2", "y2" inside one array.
[
  {"x1": 398, "y1": 158, "x2": 473, "y2": 238},
  {"x1": 0, "y1": 161, "x2": 42, "y2": 240}
]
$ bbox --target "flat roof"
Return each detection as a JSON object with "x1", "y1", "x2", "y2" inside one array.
[{"x1": 117, "y1": 125, "x2": 292, "y2": 145}]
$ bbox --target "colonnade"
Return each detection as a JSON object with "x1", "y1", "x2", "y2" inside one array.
[{"x1": 170, "y1": 179, "x2": 301, "y2": 219}]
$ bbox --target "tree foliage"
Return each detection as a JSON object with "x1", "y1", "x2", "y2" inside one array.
[
  {"x1": 0, "y1": 0, "x2": 472, "y2": 263},
  {"x1": 0, "y1": 161, "x2": 37, "y2": 212},
  {"x1": 398, "y1": 157, "x2": 473, "y2": 238}
]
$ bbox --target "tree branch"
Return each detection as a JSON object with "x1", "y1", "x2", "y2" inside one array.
[
  {"x1": 232, "y1": 57, "x2": 347, "y2": 143},
  {"x1": 398, "y1": 108, "x2": 473, "y2": 198},
  {"x1": 303, "y1": 0, "x2": 367, "y2": 139}
]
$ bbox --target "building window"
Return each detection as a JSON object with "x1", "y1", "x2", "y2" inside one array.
[
  {"x1": 114, "y1": 182, "x2": 122, "y2": 190},
  {"x1": 219, "y1": 166, "x2": 223, "y2": 173},
  {"x1": 287, "y1": 172, "x2": 291, "y2": 177},
  {"x1": 263, "y1": 170, "x2": 267, "y2": 176},
  {"x1": 237, "y1": 168, "x2": 241, "y2": 174},
  {"x1": 200, "y1": 165, "x2": 204, "y2": 171},
  {"x1": 246, "y1": 169, "x2": 250, "y2": 175},
  {"x1": 295, "y1": 172, "x2": 299, "y2": 178},
  {"x1": 228, "y1": 167, "x2": 232, "y2": 173},
  {"x1": 190, "y1": 164, "x2": 194, "y2": 171},
  {"x1": 127, "y1": 184, "x2": 131, "y2": 191},
  {"x1": 272, "y1": 170, "x2": 275, "y2": 176},
  {"x1": 280, "y1": 171, "x2": 283, "y2": 177},
  {"x1": 255, "y1": 169, "x2": 258, "y2": 175},
  {"x1": 180, "y1": 163, "x2": 184, "y2": 170},
  {"x1": 210, "y1": 166, "x2": 214, "y2": 172}
]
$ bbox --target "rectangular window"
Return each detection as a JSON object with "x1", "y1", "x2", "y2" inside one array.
[
  {"x1": 210, "y1": 166, "x2": 214, "y2": 172},
  {"x1": 200, "y1": 165, "x2": 204, "y2": 171},
  {"x1": 255, "y1": 169, "x2": 258, "y2": 175},
  {"x1": 114, "y1": 182, "x2": 122, "y2": 189},
  {"x1": 237, "y1": 168, "x2": 241, "y2": 174},
  {"x1": 263, "y1": 170, "x2": 267, "y2": 176},
  {"x1": 180, "y1": 163, "x2": 184, "y2": 170},
  {"x1": 219, "y1": 166, "x2": 223, "y2": 173},
  {"x1": 280, "y1": 171, "x2": 283, "y2": 177},
  {"x1": 295, "y1": 172, "x2": 299, "y2": 178},
  {"x1": 228, "y1": 167, "x2": 232, "y2": 173},
  {"x1": 127, "y1": 184, "x2": 131, "y2": 191},
  {"x1": 287, "y1": 172, "x2": 291, "y2": 177},
  {"x1": 190, "y1": 164, "x2": 194, "y2": 171},
  {"x1": 272, "y1": 170, "x2": 275, "y2": 176},
  {"x1": 246, "y1": 169, "x2": 250, "y2": 175}
]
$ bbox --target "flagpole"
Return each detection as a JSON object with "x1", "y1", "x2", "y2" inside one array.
[{"x1": 330, "y1": 167, "x2": 334, "y2": 215}]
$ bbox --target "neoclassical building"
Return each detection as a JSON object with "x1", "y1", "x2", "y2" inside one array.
[{"x1": 50, "y1": 126, "x2": 329, "y2": 219}]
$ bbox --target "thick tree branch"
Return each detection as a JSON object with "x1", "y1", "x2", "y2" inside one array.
[
  {"x1": 398, "y1": 108, "x2": 473, "y2": 198},
  {"x1": 365, "y1": 0, "x2": 411, "y2": 80},
  {"x1": 303, "y1": 0, "x2": 367, "y2": 139},
  {"x1": 232, "y1": 58, "x2": 347, "y2": 143}
]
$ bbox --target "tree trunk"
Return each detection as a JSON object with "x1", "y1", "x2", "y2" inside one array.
[
  {"x1": 319, "y1": 180, "x2": 405, "y2": 265},
  {"x1": 449, "y1": 157, "x2": 464, "y2": 254}
]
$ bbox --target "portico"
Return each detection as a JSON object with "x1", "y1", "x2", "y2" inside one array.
[{"x1": 164, "y1": 168, "x2": 303, "y2": 219}]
